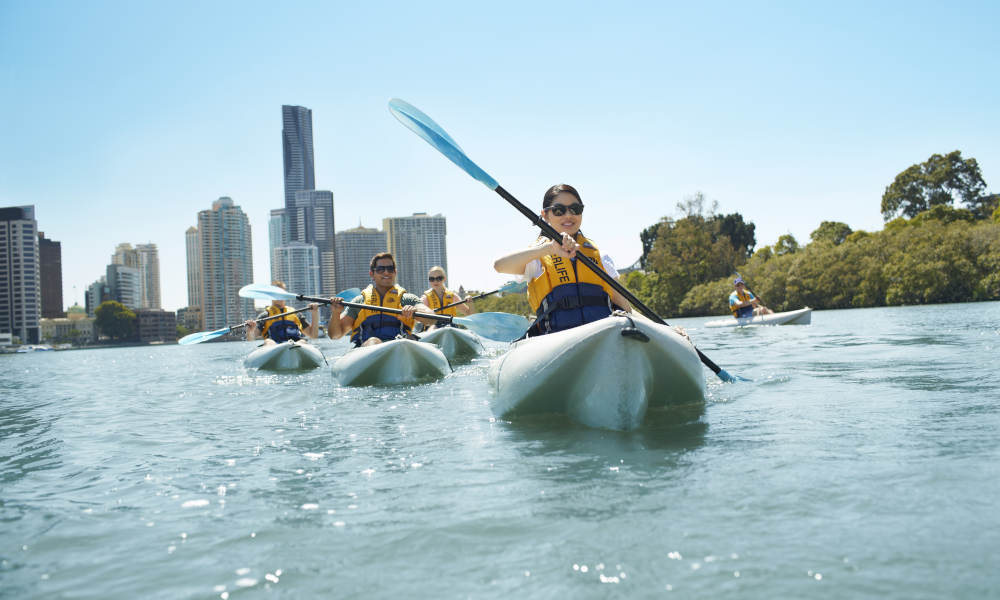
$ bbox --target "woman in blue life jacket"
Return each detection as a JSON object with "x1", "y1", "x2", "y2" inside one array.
[
  {"x1": 728, "y1": 277, "x2": 773, "y2": 319},
  {"x1": 244, "y1": 281, "x2": 319, "y2": 344},
  {"x1": 493, "y1": 184, "x2": 632, "y2": 336}
]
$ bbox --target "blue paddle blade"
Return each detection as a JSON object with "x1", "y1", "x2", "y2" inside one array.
[
  {"x1": 388, "y1": 98, "x2": 499, "y2": 190},
  {"x1": 239, "y1": 283, "x2": 298, "y2": 301},
  {"x1": 336, "y1": 288, "x2": 362, "y2": 301},
  {"x1": 179, "y1": 327, "x2": 230, "y2": 345},
  {"x1": 454, "y1": 312, "x2": 530, "y2": 342}
]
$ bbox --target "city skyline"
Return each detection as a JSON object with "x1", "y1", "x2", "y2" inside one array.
[{"x1": 2, "y1": 3, "x2": 997, "y2": 313}]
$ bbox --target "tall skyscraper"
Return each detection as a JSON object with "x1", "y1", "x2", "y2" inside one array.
[
  {"x1": 185, "y1": 227, "x2": 201, "y2": 311},
  {"x1": 112, "y1": 243, "x2": 138, "y2": 268},
  {"x1": 383, "y1": 213, "x2": 447, "y2": 295},
  {"x1": 38, "y1": 231, "x2": 63, "y2": 318},
  {"x1": 196, "y1": 197, "x2": 254, "y2": 330},
  {"x1": 291, "y1": 190, "x2": 336, "y2": 295},
  {"x1": 107, "y1": 264, "x2": 141, "y2": 310},
  {"x1": 268, "y1": 209, "x2": 286, "y2": 282},
  {"x1": 272, "y1": 242, "x2": 321, "y2": 307},
  {"x1": 335, "y1": 224, "x2": 388, "y2": 292},
  {"x1": 0, "y1": 206, "x2": 41, "y2": 343},
  {"x1": 135, "y1": 243, "x2": 161, "y2": 309},
  {"x1": 282, "y1": 105, "x2": 315, "y2": 242}
]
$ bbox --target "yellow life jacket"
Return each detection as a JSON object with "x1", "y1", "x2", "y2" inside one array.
[
  {"x1": 730, "y1": 288, "x2": 755, "y2": 317},
  {"x1": 350, "y1": 284, "x2": 414, "y2": 346},
  {"x1": 526, "y1": 232, "x2": 616, "y2": 335},
  {"x1": 423, "y1": 288, "x2": 459, "y2": 317},
  {"x1": 260, "y1": 304, "x2": 308, "y2": 342}
]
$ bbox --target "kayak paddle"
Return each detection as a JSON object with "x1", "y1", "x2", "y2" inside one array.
[
  {"x1": 178, "y1": 304, "x2": 316, "y2": 345},
  {"x1": 239, "y1": 283, "x2": 529, "y2": 342},
  {"x1": 388, "y1": 98, "x2": 745, "y2": 383},
  {"x1": 436, "y1": 280, "x2": 522, "y2": 311}
]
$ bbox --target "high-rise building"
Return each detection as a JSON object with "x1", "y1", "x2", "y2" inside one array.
[
  {"x1": 282, "y1": 105, "x2": 315, "y2": 241},
  {"x1": 184, "y1": 227, "x2": 201, "y2": 310},
  {"x1": 112, "y1": 243, "x2": 139, "y2": 268},
  {"x1": 335, "y1": 224, "x2": 388, "y2": 292},
  {"x1": 38, "y1": 231, "x2": 63, "y2": 318},
  {"x1": 135, "y1": 243, "x2": 161, "y2": 309},
  {"x1": 291, "y1": 190, "x2": 336, "y2": 295},
  {"x1": 107, "y1": 264, "x2": 141, "y2": 310},
  {"x1": 383, "y1": 213, "x2": 447, "y2": 295},
  {"x1": 85, "y1": 276, "x2": 111, "y2": 317},
  {"x1": 272, "y1": 242, "x2": 320, "y2": 307},
  {"x1": 0, "y1": 206, "x2": 41, "y2": 343},
  {"x1": 196, "y1": 197, "x2": 254, "y2": 330},
  {"x1": 268, "y1": 209, "x2": 286, "y2": 282}
]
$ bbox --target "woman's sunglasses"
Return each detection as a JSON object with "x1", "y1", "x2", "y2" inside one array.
[
  {"x1": 544, "y1": 202, "x2": 584, "y2": 216},
  {"x1": 428, "y1": 275, "x2": 445, "y2": 282},
  {"x1": 373, "y1": 265, "x2": 395, "y2": 273}
]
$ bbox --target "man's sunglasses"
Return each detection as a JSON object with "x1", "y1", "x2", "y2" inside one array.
[
  {"x1": 544, "y1": 202, "x2": 584, "y2": 216},
  {"x1": 428, "y1": 275, "x2": 444, "y2": 282},
  {"x1": 373, "y1": 265, "x2": 395, "y2": 274}
]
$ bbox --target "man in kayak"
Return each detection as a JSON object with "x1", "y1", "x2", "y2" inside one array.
[
  {"x1": 244, "y1": 281, "x2": 319, "y2": 344},
  {"x1": 729, "y1": 277, "x2": 773, "y2": 319},
  {"x1": 493, "y1": 184, "x2": 632, "y2": 337},
  {"x1": 327, "y1": 252, "x2": 436, "y2": 346},
  {"x1": 420, "y1": 266, "x2": 473, "y2": 328}
]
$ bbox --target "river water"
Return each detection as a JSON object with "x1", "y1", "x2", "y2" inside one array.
[{"x1": 2, "y1": 302, "x2": 998, "y2": 598}]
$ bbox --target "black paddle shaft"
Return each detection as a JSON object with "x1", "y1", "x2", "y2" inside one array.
[
  {"x1": 493, "y1": 185, "x2": 728, "y2": 377},
  {"x1": 437, "y1": 288, "x2": 498, "y2": 311},
  {"x1": 294, "y1": 294, "x2": 454, "y2": 324}
]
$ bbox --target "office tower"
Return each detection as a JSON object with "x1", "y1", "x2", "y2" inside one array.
[
  {"x1": 185, "y1": 227, "x2": 201, "y2": 310},
  {"x1": 196, "y1": 197, "x2": 254, "y2": 330},
  {"x1": 268, "y1": 209, "x2": 286, "y2": 282},
  {"x1": 107, "y1": 264, "x2": 141, "y2": 310},
  {"x1": 291, "y1": 190, "x2": 336, "y2": 295},
  {"x1": 135, "y1": 243, "x2": 161, "y2": 309},
  {"x1": 38, "y1": 231, "x2": 63, "y2": 318},
  {"x1": 112, "y1": 243, "x2": 139, "y2": 268},
  {"x1": 85, "y1": 276, "x2": 110, "y2": 317},
  {"x1": 272, "y1": 242, "x2": 320, "y2": 307},
  {"x1": 0, "y1": 206, "x2": 41, "y2": 343},
  {"x1": 282, "y1": 105, "x2": 315, "y2": 241},
  {"x1": 334, "y1": 224, "x2": 388, "y2": 292},
  {"x1": 383, "y1": 213, "x2": 447, "y2": 295}
]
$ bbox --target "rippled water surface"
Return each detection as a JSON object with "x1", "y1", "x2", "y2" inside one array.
[{"x1": 2, "y1": 303, "x2": 999, "y2": 598}]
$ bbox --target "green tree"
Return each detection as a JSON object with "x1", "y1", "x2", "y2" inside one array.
[
  {"x1": 95, "y1": 300, "x2": 136, "y2": 341},
  {"x1": 774, "y1": 234, "x2": 799, "y2": 255},
  {"x1": 809, "y1": 221, "x2": 853, "y2": 245},
  {"x1": 881, "y1": 150, "x2": 989, "y2": 220}
]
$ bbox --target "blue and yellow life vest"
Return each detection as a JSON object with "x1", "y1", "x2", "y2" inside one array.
[
  {"x1": 729, "y1": 289, "x2": 755, "y2": 318},
  {"x1": 350, "y1": 284, "x2": 414, "y2": 346},
  {"x1": 526, "y1": 233, "x2": 616, "y2": 335},
  {"x1": 260, "y1": 304, "x2": 307, "y2": 343},
  {"x1": 423, "y1": 288, "x2": 459, "y2": 319}
]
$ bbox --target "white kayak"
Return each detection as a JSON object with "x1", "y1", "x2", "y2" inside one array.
[
  {"x1": 418, "y1": 326, "x2": 485, "y2": 363},
  {"x1": 245, "y1": 339, "x2": 325, "y2": 371},
  {"x1": 332, "y1": 338, "x2": 451, "y2": 386},
  {"x1": 488, "y1": 314, "x2": 706, "y2": 431},
  {"x1": 704, "y1": 307, "x2": 812, "y2": 328}
]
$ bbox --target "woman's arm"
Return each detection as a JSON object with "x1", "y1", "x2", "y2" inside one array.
[{"x1": 494, "y1": 235, "x2": 578, "y2": 275}]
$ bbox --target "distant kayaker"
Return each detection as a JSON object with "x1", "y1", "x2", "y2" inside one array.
[
  {"x1": 327, "y1": 252, "x2": 437, "y2": 346},
  {"x1": 729, "y1": 277, "x2": 773, "y2": 318},
  {"x1": 421, "y1": 266, "x2": 474, "y2": 327},
  {"x1": 494, "y1": 183, "x2": 632, "y2": 336},
  {"x1": 244, "y1": 281, "x2": 319, "y2": 344}
]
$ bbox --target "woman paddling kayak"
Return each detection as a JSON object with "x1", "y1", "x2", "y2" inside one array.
[{"x1": 493, "y1": 184, "x2": 632, "y2": 337}]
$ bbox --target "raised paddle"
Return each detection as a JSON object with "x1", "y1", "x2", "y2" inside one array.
[
  {"x1": 179, "y1": 305, "x2": 315, "y2": 345},
  {"x1": 238, "y1": 283, "x2": 529, "y2": 342},
  {"x1": 435, "y1": 280, "x2": 522, "y2": 312},
  {"x1": 388, "y1": 98, "x2": 744, "y2": 383}
]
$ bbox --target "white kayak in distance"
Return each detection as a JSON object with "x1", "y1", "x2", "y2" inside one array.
[
  {"x1": 704, "y1": 307, "x2": 812, "y2": 328},
  {"x1": 244, "y1": 339, "x2": 326, "y2": 371},
  {"x1": 488, "y1": 314, "x2": 706, "y2": 431},
  {"x1": 418, "y1": 326, "x2": 485, "y2": 364},
  {"x1": 332, "y1": 338, "x2": 451, "y2": 386}
]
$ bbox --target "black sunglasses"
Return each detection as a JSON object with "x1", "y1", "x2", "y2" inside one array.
[
  {"x1": 428, "y1": 275, "x2": 444, "y2": 282},
  {"x1": 545, "y1": 202, "x2": 584, "y2": 216},
  {"x1": 373, "y1": 265, "x2": 395, "y2": 273}
]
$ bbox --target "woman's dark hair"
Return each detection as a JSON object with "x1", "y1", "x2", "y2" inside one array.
[{"x1": 542, "y1": 184, "x2": 583, "y2": 210}]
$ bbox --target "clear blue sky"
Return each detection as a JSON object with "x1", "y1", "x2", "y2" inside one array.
[{"x1": 2, "y1": 1, "x2": 997, "y2": 312}]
